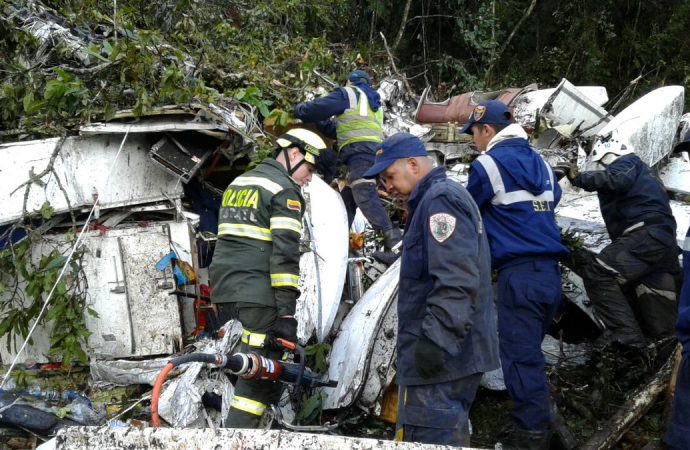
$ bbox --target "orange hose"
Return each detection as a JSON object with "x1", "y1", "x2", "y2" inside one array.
[{"x1": 151, "y1": 362, "x2": 174, "y2": 428}]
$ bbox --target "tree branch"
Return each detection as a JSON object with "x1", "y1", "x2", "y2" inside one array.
[
  {"x1": 379, "y1": 32, "x2": 413, "y2": 94},
  {"x1": 484, "y1": 0, "x2": 538, "y2": 84},
  {"x1": 392, "y1": 0, "x2": 413, "y2": 50}
]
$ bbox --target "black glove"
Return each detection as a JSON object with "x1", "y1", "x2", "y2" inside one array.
[
  {"x1": 414, "y1": 336, "x2": 446, "y2": 379},
  {"x1": 271, "y1": 316, "x2": 298, "y2": 342},
  {"x1": 552, "y1": 163, "x2": 579, "y2": 182},
  {"x1": 567, "y1": 164, "x2": 580, "y2": 182}
]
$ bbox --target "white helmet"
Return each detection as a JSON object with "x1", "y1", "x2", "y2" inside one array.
[{"x1": 590, "y1": 138, "x2": 635, "y2": 164}]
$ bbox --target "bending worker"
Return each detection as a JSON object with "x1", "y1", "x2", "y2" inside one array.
[
  {"x1": 465, "y1": 100, "x2": 568, "y2": 449},
  {"x1": 294, "y1": 70, "x2": 401, "y2": 264},
  {"x1": 363, "y1": 132, "x2": 499, "y2": 446},
  {"x1": 209, "y1": 128, "x2": 327, "y2": 428},
  {"x1": 567, "y1": 138, "x2": 680, "y2": 348}
]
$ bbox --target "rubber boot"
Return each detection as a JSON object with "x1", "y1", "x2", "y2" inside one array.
[
  {"x1": 500, "y1": 427, "x2": 552, "y2": 450},
  {"x1": 372, "y1": 228, "x2": 402, "y2": 266}
]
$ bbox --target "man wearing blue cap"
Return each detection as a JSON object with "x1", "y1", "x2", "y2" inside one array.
[
  {"x1": 464, "y1": 100, "x2": 568, "y2": 449},
  {"x1": 363, "y1": 132, "x2": 499, "y2": 446},
  {"x1": 294, "y1": 70, "x2": 401, "y2": 264}
]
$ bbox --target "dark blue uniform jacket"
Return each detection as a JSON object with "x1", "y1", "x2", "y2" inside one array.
[
  {"x1": 398, "y1": 167, "x2": 499, "y2": 386},
  {"x1": 679, "y1": 227, "x2": 690, "y2": 353},
  {"x1": 572, "y1": 153, "x2": 676, "y2": 241},
  {"x1": 467, "y1": 138, "x2": 568, "y2": 270}
]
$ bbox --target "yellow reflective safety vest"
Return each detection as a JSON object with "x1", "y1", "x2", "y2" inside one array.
[
  {"x1": 210, "y1": 159, "x2": 304, "y2": 317},
  {"x1": 335, "y1": 86, "x2": 384, "y2": 148}
]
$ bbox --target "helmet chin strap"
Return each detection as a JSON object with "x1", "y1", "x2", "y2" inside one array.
[{"x1": 283, "y1": 148, "x2": 306, "y2": 176}]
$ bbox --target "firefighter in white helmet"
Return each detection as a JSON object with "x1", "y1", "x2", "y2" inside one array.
[
  {"x1": 210, "y1": 128, "x2": 328, "y2": 428},
  {"x1": 567, "y1": 137, "x2": 680, "y2": 349}
]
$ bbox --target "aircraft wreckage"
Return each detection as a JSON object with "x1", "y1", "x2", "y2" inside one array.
[{"x1": 1, "y1": 78, "x2": 689, "y2": 450}]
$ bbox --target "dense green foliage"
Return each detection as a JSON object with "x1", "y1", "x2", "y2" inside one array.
[{"x1": 1, "y1": 0, "x2": 689, "y2": 138}]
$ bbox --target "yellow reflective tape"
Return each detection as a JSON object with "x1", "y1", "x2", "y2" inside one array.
[
  {"x1": 241, "y1": 329, "x2": 267, "y2": 347},
  {"x1": 231, "y1": 176, "x2": 283, "y2": 194},
  {"x1": 395, "y1": 427, "x2": 404, "y2": 442},
  {"x1": 270, "y1": 217, "x2": 302, "y2": 234},
  {"x1": 230, "y1": 395, "x2": 266, "y2": 416},
  {"x1": 270, "y1": 273, "x2": 299, "y2": 288},
  {"x1": 218, "y1": 223, "x2": 272, "y2": 241}
]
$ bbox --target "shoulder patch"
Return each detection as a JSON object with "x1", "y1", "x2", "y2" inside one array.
[
  {"x1": 287, "y1": 199, "x2": 302, "y2": 211},
  {"x1": 429, "y1": 213, "x2": 457, "y2": 243}
]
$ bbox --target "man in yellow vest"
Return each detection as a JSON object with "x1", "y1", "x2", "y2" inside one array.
[
  {"x1": 210, "y1": 128, "x2": 327, "y2": 428},
  {"x1": 294, "y1": 70, "x2": 401, "y2": 264}
]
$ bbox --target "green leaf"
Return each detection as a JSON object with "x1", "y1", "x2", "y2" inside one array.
[
  {"x1": 296, "y1": 393, "x2": 322, "y2": 424},
  {"x1": 39, "y1": 201, "x2": 54, "y2": 220},
  {"x1": 54, "y1": 68, "x2": 71, "y2": 82},
  {"x1": 45, "y1": 80, "x2": 67, "y2": 101},
  {"x1": 101, "y1": 40, "x2": 113, "y2": 56},
  {"x1": 40, "y1": 255, "x2": 67, "y2": 273}
]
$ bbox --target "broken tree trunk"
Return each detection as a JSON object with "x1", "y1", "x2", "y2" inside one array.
[
  {"x1": 662, "y1": 345, "x2": 683, "y2": 426},
  {"x1": 580, "y1": 345, "x2": 680, "y2": 450}
]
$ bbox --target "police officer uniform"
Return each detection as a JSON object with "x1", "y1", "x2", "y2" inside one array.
[
  {"x1": 364, "y1": 133, "x2": 499, "y2": 446},
  {"x1": 209, "y1": 129, "x2": 326, "y2": 428},
  {"x1": 465, "y1": 102, "x2": 568, "y2": 447}
]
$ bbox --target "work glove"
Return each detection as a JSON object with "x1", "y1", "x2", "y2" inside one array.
[
  {"x1": 271, "y1": 316, "x2": 298, "y2": 343},
  {"x1": 552, "y1": 162, "x2": 579, "y2": 182},
  {"x1": 566, "y1": 164, "x2": 580, "y2": 182},
  {"x1": 414, "y1": 336, "x2": 447, "y2": 379}
]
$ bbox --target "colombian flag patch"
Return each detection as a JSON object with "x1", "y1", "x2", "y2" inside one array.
[{"x1": 287, "y1": 199, "x2": 301, "y2": 211}]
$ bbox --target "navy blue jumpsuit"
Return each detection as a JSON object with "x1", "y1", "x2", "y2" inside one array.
[
  {"x1": 396, "y1": 167, "x2": 499, "y2": 445},
  {"x1": 467, "y1": 135, "x2": 568, "y2": 433},
  {"x1": 664, "y1": 225, "x2": 690, "y2": 449},
  {"x1": 572, "y1": 153, "x2": 679, "y2": 344}
]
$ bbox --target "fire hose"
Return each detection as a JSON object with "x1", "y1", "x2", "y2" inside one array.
[{"x1": 150, "y1": 338, "x2": 337, "y2": 427}]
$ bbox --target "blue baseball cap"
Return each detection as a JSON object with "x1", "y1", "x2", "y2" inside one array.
[
  {"x1": 348, "y1": 70, "x2": 371, "y2": 86},
  {"x1": 363, "y1": 132, "x2": 428, "y2": 178},
  {"x1": 460, "y1": 100, "x2": 512, "y2": 134}
]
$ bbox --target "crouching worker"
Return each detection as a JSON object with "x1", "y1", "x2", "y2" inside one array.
[
  {"x1": 209, "y1": 128, "x2": 328, "y2": 428},
  {"x1": 567, "y1": 139, "x2": 680, "y2": 348},
  {"x1": 363, "y1": 132, "x2": 499, "y2": 446}
]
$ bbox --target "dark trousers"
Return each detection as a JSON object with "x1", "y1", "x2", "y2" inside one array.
[
  {"x1": 344, "y1": 152, "x2": 394, "y2": 233},
  {"x1": 396, "y1": 373, "x2": 482, "y2": 446},
  {"x1": 582, "y1": 227, "x2": 679, "y2": 343},
  {"x1": 215, "y1": 303, "x2": 282, "y2": 428},
  {"x1": 665, "y1": 352, "x2": 690, "y2": 450},
  {"x1": 498, "y1": 257, "x2": 562, "y2": 432}
]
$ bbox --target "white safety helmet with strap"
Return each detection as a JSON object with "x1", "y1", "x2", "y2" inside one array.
[
  {"x1": 589, "y1": 137, "x2": 635, "y2": 166},
  {"x1": 275, "y1": 128, "x2": 328, "y2": 176}
]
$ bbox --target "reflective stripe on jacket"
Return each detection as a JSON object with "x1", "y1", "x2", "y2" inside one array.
[
  {"x1": 210, "y1": 159, "x2": 304, "y2": 316},
  {"x1": 572, "y1": 153, "x2": 677, "y2": 241},
  {"x1": 467, "y1": 137, "x2": 568, "y2": 270},
  {"x1": 335, "y1": 86, "x2": 384, "y2": 147}
]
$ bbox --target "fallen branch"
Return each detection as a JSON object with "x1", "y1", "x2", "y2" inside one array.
[
  {"x1": 378, "y1": 32, "x2": 412, "y2": 95},
  {"x1": 663, "y1": 345, "x2": 683, "y2": 424},
  {"x1": 580, "y1": 345, "x2": 680, "y2": 450}
]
